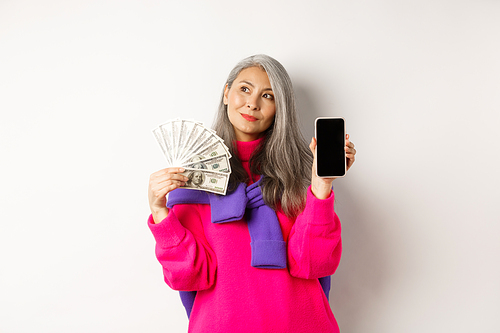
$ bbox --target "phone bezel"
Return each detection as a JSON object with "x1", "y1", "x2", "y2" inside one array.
[{"x1": 314, "y1": 117, "x2": 346, "y2": 178}]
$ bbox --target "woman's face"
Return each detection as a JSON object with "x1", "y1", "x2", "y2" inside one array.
[{"x1": 224, "y1": 66, "x2": 276, "y2": 142}]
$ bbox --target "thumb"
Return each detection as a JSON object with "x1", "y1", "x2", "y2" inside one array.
[{"x1": 309, "y1": 137, "x2": 316, "y2": 153}]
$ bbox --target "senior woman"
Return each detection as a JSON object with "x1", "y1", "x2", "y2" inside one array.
[{"x1": 147, "y1": 54, "x2": 356, "y2": 333}]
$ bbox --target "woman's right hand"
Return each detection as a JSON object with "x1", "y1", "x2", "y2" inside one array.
[{"x1": 148, "y1": 167, "x2": 189, "y2": 224}]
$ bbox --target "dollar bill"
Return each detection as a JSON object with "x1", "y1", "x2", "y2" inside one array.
[
  {"x1": 177, "y1": 119, "x2": 196, "y2": 162},
  {"x1": 180, "y1": 122, "x2": 205, "y2": 162},
  {"x1": 190, "y1": 132, "x2": 219, "y2": 156},
  {"x1": 196, "y1": 139, "x2": 232, "y2": 160},
  {"x1": 182, "y1": 154, "x2": 231, "y2": 173},
  {"x1": 171, "y1": 119, "x2": 182, "y2": 163},
  {"x1": 159, "y1": 121, "x2": 176, "y2": 162},
  {"x1": 186, "y1": 126, "x2": 212, "y2": 158},
  {"x1": 180, "y1": 168, "x2": 229, "y2": 195},
  {"x1": 152, "y1": 126, "x2": 172, "y2": 166}
]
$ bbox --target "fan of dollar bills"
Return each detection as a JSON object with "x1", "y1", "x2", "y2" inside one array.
[{"x1": 152, "y1": 119, "x2": 231, "y2": 195}]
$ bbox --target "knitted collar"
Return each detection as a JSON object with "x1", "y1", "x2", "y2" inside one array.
[{"x1": 235, "y1": 137, "x2": 264, "y2": 162}]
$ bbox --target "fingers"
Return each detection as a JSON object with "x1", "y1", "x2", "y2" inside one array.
[
  {"x1": 151, "y1": 167, "x2": 186, "y2": 178},
  {"x1": 150, "y1": 168, "x2": 187, "y2": 188},
  {"x1": 345, "y1": 134, "x2": 356, "y2": 171},
  {"x1": 148, "y1": 167, "x2": 189, "y2": 209},
  {"x1": 151, "y1": 178, "x2": 184, "y2": 195},
  {"x1": 344, "y1": 135, "x2": 356, "y2": 158},
  {"x1": 345, "y1": 134, "x2": 354, "y2": 148},
  {"x1": 156, "y1": 173, "x2": 188, "y2": 186},
  {"x1": 310, "y1": 137, "x2": 317, "y2": 172},
  {"x1": 346, "y1": 154, "x2": 355, "y2": 170},
  {"x1": 345, "y1": 144, "x2": 356, "y2": 155},
  {"x1": 149, "y1": 182, "x2": 175, "y2": 202}
]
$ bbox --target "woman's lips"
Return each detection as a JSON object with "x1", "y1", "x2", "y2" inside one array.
[{"x1": 241, "y1": 113, "x2": 258, "y2": 122}]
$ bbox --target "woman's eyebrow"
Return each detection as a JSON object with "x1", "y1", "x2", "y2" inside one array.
[
  {"x1": 239, "y1": 80, "x2": 254, "y2": 87},
  {"x1": 238, "y1": 80, "x2": 272, "y2": 91}
]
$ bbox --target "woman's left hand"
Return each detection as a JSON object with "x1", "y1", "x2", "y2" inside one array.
[
  {"x1": 309, "y1": 134, "x2": 356, "y2": 199},
  {"x1": 345, "y1": 134, "x2": 356, "y2": 171}
]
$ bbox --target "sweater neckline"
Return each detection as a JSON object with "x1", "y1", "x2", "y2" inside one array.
[{"x1": 236, "y1": 137, "x2": 264, "y2": 162}]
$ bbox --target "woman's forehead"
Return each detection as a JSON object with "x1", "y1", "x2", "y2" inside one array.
[{"x1": 235, "y1": 67, "x2": 272, "y2": 90}]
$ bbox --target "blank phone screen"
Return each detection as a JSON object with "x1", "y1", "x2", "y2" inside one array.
[{"x1": 316, "y1": 118, "x2": 345, "y2": 177}]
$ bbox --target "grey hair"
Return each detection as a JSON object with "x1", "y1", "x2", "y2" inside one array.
[{"x1": 213, "y1": 54, "x2": 313, "y2": 217}]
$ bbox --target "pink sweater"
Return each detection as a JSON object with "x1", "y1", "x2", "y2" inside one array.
[{"x1": 148, "y1": 139, "x2": 342, "y2": 332}]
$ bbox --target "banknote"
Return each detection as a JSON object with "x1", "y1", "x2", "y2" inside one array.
[
  {"x1": 188, "y1": 126, "x2": 212, "y2": 156},
  {"x1": 159, "y1": 121, "x2": 176, "y2": 161},
  {"x1": 182, "y1": 154, "x2": 231, "y2": 173},
  {"x1": 190, "y1": 132, "x2": 220, "y2": 156},
  {"x1": 179, "y1": 120, "x2": 205, "y2": 162},
  {"x1": 179, "y1": 122, "x2": 205, "y2": 161},
  {"x1": 179, "y1": 168, "x2": 229, "y2": 195},
  {"x1": 177, "y1": 119, "x2": 197, "y2": 162},
  {"x1": 152, "y1": 118, "x2": 232, "y2": 195},
  {"x1": 152, "y1": 127, "x2": 172, "y2": 166},
  {"x1": 197, "y1": 139, "x2": 231, "y2": 159},
  {"x1": 171, "y1": 119, "x2": 182, "y2": 162}
]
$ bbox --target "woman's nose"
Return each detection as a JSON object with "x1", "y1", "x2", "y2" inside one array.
[{"x1": 246, "y1": 94, "x2": 260, "y2": 111}]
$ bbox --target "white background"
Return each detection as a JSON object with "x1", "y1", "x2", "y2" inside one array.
[{"x1": 1, "y1": 1, "x2": 499, "y2": 332}]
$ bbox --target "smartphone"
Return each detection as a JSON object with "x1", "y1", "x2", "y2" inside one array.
[{"x1": 315, "y1": 117, "x2": 346, "y2": 178}]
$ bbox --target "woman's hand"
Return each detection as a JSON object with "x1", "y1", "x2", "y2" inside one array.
[
  {"x1": 148, "y1": 167, "x2": 189, "y2": 224},
  {"x1": 345, "y1": 134, "x2": 356, "y2": 171},
  {"x1": 309, "y1": 134, "x2": 356, "y2": 199}
]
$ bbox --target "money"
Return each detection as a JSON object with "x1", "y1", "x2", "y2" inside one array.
[
  {"x1": 197, "y1": 140, "x2": 231, "y2": 160},
  {"x1": 152, "y1": 118, "x2": 232, "y2": 195},
  {"x1": 179, "y1": 122, "x2": 205, "y2": 162},
  {"x1": 179, "y1": 168, "x2": 230, "y2": 195},
  {"x1": 182, "y1": 154, "x2": 231, "y2": 173},
  {"x1": 177, "y1": 120, "x2": 197, "y2": 161},
  {"x1": 152, "y1": 127, "x2": 172, "y2": 166}
]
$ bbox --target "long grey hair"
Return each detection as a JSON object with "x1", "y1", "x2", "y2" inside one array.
[{"x1": 213, "y1": 54, "x2": 313, "y2": 217}]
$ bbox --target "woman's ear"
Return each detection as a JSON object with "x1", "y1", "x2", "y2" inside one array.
[{"x1": 223, "y1": 84, "x2": 229, "y2": 105}]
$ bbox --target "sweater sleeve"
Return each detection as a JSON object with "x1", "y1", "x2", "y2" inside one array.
[
  {"x1": 147, "y1": 204, "x2": 217, "y2": 291},
  {"x1": 286, "y1": 186, "x2": 342, "y2": 279}
]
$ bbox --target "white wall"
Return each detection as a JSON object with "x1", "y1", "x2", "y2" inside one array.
[{"x1": 1, "y1": 1, "x2": 499, "y2": 332}]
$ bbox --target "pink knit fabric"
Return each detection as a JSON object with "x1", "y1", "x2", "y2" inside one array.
[
  {"x1": 148, "y1": 139, "x2": 342, "y2": 332},
  {"x1": 237, "y1": 137, "x2": 263, "y2": 184}
]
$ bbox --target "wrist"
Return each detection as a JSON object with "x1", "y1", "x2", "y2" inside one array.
[
  {"x1": 151, "y1": 207, "x2": 169, "y2": 224},
  {"x1": 311, "y1": 179, "x2": 334, "y2": 200}
]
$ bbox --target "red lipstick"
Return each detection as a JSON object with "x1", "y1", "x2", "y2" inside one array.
[{"x1": 241, "y1": 114, "x2": 258, "y2": 122}]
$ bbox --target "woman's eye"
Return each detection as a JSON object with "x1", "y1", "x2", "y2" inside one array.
[
  {"x1": 241, "y1": 86, "x2": 250, "y2": 93},
  {"x1": 263, "y1": 93, "x2": 274, "y2": 100}
]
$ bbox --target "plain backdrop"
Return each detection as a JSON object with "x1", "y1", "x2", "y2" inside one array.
[{"x1": 1, "y1": 1, "x2": 499, "y2": 332}]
